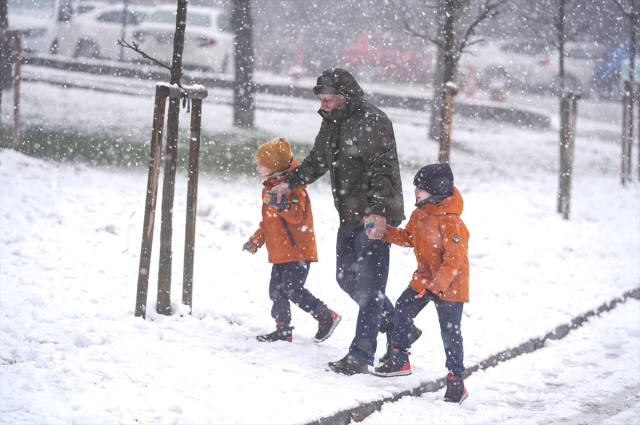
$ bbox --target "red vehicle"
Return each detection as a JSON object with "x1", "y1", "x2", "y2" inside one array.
[{"x1": 339, "y1": 33, "x2": 436, "y2": 85}]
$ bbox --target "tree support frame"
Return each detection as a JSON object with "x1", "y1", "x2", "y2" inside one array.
[{"x1": 134, "y1": 83, "x2": 207, "y2": 318}]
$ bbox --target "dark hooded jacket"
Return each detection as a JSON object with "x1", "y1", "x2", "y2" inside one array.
[{"x1": 284, "y1": 68, "x2": 405, "y2": 229}]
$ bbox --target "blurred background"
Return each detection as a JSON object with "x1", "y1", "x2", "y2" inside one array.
[{"x1": 3, "y1": 0, "x2": 632, "y2": 100}]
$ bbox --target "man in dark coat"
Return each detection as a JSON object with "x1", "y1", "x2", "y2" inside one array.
[{"x1": 272, "y1": 68, "x2": 408, "y2": 374}]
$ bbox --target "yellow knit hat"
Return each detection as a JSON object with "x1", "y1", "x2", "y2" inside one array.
[{"x1": 255, "y1": 137, "x2": 292, "y2": 173}]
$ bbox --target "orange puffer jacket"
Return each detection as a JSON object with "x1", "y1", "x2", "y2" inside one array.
[
  {"x1": 381, "y1": 186, "x2": 470, "y2": 302},
  {"x1": 249, "y1": 159, "x2": 318, "y2": 264}
]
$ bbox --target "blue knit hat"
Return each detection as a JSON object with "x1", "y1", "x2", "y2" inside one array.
[{"x1": 413, "y1": 163, "x2": 454, "y2": 196}]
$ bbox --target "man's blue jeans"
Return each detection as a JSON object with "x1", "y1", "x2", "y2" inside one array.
[
  {"x1": 335, "y1": 222, "x2": 399, "y2": 366},
  {"x1": 392, "y1": 286, "x2": 465, "y2": 375}
]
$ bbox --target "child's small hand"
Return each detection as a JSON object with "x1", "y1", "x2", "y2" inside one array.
[
  {"x1": 242, "y1": 241, "x2": 258, "y2": 254},
  {"x1": 364, "y1": 214, "x2": 387, "y2": 239}
]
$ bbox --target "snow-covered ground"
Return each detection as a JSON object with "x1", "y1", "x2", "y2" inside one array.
[
  {"x1": 362, "y1": 299, "x2": 640, "y2": 425},
  {"x1": 1, "y1": 79, "x2": 639, "y2": 424}
]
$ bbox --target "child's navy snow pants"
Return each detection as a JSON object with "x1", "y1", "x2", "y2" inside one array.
[
  {"x1": 269, "y1": 260, "x2": 321, "y2": 325},
  {"x1": 392, "y1": 286, "x2": 465, "y2": 375}
]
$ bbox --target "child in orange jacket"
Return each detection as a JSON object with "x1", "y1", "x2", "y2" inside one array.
[
  {"x1": 243, "y1": 137, "x2": 341, "y2": 343},
  {"x1": 366, "y1": 163, "x2": 470, "y2": 404}
]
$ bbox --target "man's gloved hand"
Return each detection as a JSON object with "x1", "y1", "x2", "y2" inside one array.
[
  {"x1": 242, "y1": 241, "x2": 258, "y2": 254},
  {"x1": 364, "y1": 214, "x2": 387, "y2": 239},
  {"x1": 264, "y1": 190, "x2": 289, "y2": 210}
]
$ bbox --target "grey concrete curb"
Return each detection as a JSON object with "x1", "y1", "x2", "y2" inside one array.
[
  {"x1": 23, "y1": 56, "x2": 550, "y2": 129},
  {"x1": 305, "y1": 287, "x2": 640, "y2": 425}
]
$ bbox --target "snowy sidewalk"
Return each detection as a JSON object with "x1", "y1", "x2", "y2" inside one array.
[{"x1": 360, "y1": 298, "x2": 640, "y2": 425}]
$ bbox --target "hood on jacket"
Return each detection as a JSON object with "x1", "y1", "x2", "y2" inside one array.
[{"x1": 313, "y1": 68, "x2": 364, "y2": 121}]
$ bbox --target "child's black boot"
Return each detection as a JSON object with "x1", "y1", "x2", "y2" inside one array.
[
  {"x1": 312, "y1": 304, "x2": 342, "y2": 342},
  {"x1": 379, "y1": 326, "x2": 423, "y2": 363},
  {"x1": 373, "y1": 346, "x2": 411, "y2": 377},
  {"x1": 256, "y1": 320, "x2": 294, "y2": 343},
  {"x1": 444, "y1": 372, "x2": 469, "y2": 404}
]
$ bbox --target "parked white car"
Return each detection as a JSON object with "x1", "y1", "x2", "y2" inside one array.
[
  {"x1": 133, "y1": 5, "x2": 234, "y2": 74},
  {"x1": 459, "y1": 39, "x2": 550, "y2": 90},
  {"x1": 527, "y1": 42, "x2": 605, "y2": 96},
  {"x1": 57, "y1": 4, "x2": 151, "y2": 60},
  {"x1": 8, "y1": 0, "x2": 72, "y2": 54}
]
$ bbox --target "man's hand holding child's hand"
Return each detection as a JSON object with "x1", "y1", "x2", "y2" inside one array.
[
  {"x1": 264, "y1": 190, "x2": 289, "y2": 210},
  {"x1": 272, "y1": 182, "x2": 291, "y2": 203},
  {"x1": 364, "y1": 214, "x2": 387, "y2": 239}
]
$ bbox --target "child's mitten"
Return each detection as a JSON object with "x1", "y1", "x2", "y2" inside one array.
[{"x1": 242, "y1": 241, "x2": 258, "y2": 254}]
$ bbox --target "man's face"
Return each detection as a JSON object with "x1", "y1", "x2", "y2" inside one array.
[{"x1": 317, "y1": 94, "x2": 347, "y2": 112}]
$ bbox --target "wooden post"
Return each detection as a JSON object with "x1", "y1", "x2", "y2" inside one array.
[
  {"x1": 621, "y1": 81, "x2": 630, "y2": 186},
  {"x1": 557, "y1": 93, "x2": 578, "y2": 219},
  {"x1": 12, "y1": 31, "x2": 21, "y2": 152},
  {"x1": 563, "y1": 95, "x2": 578, "y2": 220},
  {"x1": 135, "y1": 85, "x2": 168, "y2": 318},
  {"x1": 182, "y1": 98, "x2": 202, "y2": 311},
  {"x1": 557, "y1": 95, "x2": 570, "y2": 214},
  {"x1": 157, "y1": 97, "x2": 180, "y2": 316},
  {"x1": 438, "y1": 85, "x2": 454, "y2": 163}
]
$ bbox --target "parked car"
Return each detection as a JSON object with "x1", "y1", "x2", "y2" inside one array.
[
  {"x1": 71, "y1": 0, "x2": 106, "y2": 16},
  {"x1": 339, "y1": 33, "x2": 436, "y2": 84},
  {"x1": 527, "y1": 42, "x2": 605, "y2": 96},
  {"x1": 8, "y1": 0, "x2": 72, "y2": 54},
  {"x1": 133, "y1": 5, "x2": 234, "y2": 74},
  {"x1": 460, "y1": 39, "x2": 551, "y2": 91},
  {"x1": 56, "y1": 4, "x2": 151, "y2": 60}
]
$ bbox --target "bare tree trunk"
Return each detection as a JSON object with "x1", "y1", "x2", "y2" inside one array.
[
  {"x1": 557, "y1": 0, "x2": 566, "y2": 94},
  {"x1": 0, "y1": 0, "x2": 11, "y2": 118},
  {"x1": 232, "y1": 0, "x2": 255, "y2": 127},
  {"x1": 627, "y1": 3, "x2": 637, "y2": 182},
  {"x1": 156, "y1": 0, "x2": 188, "y2": 315},
  {"x1": 429, "y1": 0, "x2": 457, "y2": 141},
  {"x1": 170, "y1": 0, "x2": 187, "y2": 86}
]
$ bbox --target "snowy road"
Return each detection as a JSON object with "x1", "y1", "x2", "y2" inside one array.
[{"x1": 360, "y1": 299, "x2": 640, "y2": 425}]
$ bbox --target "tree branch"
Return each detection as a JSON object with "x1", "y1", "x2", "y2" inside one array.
[
  {"x1": 404, "y1": 21, "x2": 444, "y2": 49},
  {"x1": 458, "y1": 0, "x2": 507, "y2": 54},
  {"x1": 612, "y1": 0, "x2": 633, "y2": 16},
  {"x1": 117, "y1": 39, "x2": 176, "y2": 76}
]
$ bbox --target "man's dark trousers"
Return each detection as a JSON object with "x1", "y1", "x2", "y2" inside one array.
[
  {"x1": 392, "y1": 286, "x2": 465, "y2": 375},
  {"x1": 335, "y1": 222, "x2": 399, "y2": 366},
  {"x1": 269, "y1": 260, "x2": 320, "y2": 325}
]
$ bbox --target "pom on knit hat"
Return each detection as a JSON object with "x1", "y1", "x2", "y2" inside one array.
[
  {"x1": 255, "y1": 137, "x2": 292, "y2": 173},
  {"x1": 413, "y1": 163, "x2": 454, "y2": 196}
]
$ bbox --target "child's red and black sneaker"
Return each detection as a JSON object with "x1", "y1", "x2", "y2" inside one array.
[
  {"x1": 256, "y1": 321, "x2": 294, "y2": 343},
  {"x1": 313, "y1": 304, "x2": 342, "y2": 342},
  {"x1": 379, "y1": 326, "x2": 422, "y2": 364},
  {"x1": 373, "y1": 346, "x2": 411, "y2": 377},
  {"x1": 444, "y1": 372, "x2": 468, "y2": 404}
]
